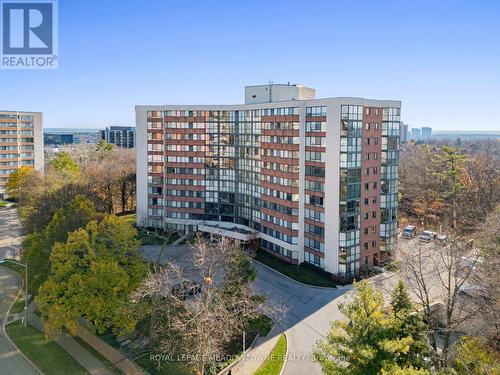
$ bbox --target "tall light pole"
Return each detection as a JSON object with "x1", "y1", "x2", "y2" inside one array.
[
  {"x1": 0, "y1": 259, "x2": 28, "y2": 327},
  {"x1": 242, "y1": 330, "x2": 246, "y2": 374}
]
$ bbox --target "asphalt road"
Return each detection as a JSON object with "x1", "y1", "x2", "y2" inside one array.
[
  {"x1": 0, "y1": 207, "x2": 24, "y2": 260},
  {"x1": 252, "y1": 262, "x2": 350, "y2": 375},
  {"x1": 0, "y1": 267, "x2": 39, "y2": 375},
  {"x1": 0, "y1": 207, "x2": 39, "y2": 374}
]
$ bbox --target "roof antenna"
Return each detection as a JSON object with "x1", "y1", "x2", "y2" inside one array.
[{"x1": 268, "y1": 80, "x2": 273, "y2": 102}]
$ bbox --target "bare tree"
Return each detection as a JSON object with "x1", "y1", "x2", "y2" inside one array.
[
  {"x1": 473, "y1": 207, "x2": 500, "y2": 349},
  {"x1": 397, "y1": 236, "x2": 486, "y2": 369},
  {"x1": 131, "y1": 235, "x2": 278, "y2": 375},
  {"x1": 399, "y1": 142, "x2": 498, "y2": 232},
  {"x1": 83, "y1": 147, "x2": 136, "y2": 214}
]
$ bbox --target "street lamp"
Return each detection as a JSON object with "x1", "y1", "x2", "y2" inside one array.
[{"x1": 0, "y1": 259, "x2": 28, "y2": 327}]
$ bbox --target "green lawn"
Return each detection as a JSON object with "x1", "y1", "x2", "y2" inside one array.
[
  {"x1": 0, "y1": 262, "x2": 26, "y2": 279},
  {"x1": 5, "y1": 321, "x2": 89, "y2": 375},
  {"x1": 248, "y1": 314, "x2": 274, "y2": 337},
  {"x1": 254, "y1": 334, "x2": 287, "y2": 375},
  {"x1": 0, "y1": 264, "x2": 29, "y2": 314},
  {"x1": 0, "y1": 200, "x2": 7, "y2": 208},
  {"x1": 9, "y1": 293, "x2": 26, "y2": 314},
  {"x1": 255, "y1": 250, "x2": 336, "y2": 287}
]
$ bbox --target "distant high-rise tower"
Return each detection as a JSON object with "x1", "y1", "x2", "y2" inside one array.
[
  {"x1": 99, "y1": 126, "x2": 136, "y2": 148},
  {"x1": 410, "y1": 128, "x2": 421, "y2": 141},
  {"x1": 421, "y1": 127, "x2": 432, "y2": 139},
  {"x1": 400, "y1": 123, "x2": 409, "y2": 143}
]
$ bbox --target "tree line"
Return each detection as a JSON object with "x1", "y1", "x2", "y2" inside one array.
[
  {"x1": 7, "y1": 141, "x2": 136, "y2": 232},
  {"x1": 399, "y1": 141, "x2": 498, "y2": 232}
]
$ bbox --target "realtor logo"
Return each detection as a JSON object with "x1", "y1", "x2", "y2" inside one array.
[{"x1": 1, "y1": 0, "x2": 58, "y2": 69}]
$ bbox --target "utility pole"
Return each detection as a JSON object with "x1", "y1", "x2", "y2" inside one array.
[{"x1": 242, "y1": 330, "x2": 246, "y2": 374}]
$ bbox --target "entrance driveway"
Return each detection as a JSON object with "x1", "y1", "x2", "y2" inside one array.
[{"x1": 140, "y1": 244, "x2": 354, "y2": 375}]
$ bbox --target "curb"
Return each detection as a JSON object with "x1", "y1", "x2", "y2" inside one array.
[
  {"x1": 252, "y1": 259, "x2": 338, "y2": 290},
  {"x1": 277, "y1": 322, "x2": 288, "y2": 375},
  {"x1": 0, "y1": 266, "x2": 44, "y2": 375}
]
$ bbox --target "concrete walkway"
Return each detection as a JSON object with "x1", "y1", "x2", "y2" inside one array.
[
  {"x1": 28, "y1": 307, "x2": 113, "y2": 375},
  {"x1": 55, "y1": 335, "x2": 113, "y2": 375}
]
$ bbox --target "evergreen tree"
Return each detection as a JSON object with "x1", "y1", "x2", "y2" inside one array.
[
  {"x1": 314, "y1": 280, "x2": 430, "y2": 375},
  {"x1": 390, "y1": 281, "x2": 430, "y2": 369}
]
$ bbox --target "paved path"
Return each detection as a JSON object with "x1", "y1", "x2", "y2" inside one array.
[
  {"x1": 252, "y1": 262, "x2": 349, "y2": 375},
  {"x1": 0, "y1": 267, "x2": 40, "y2": 375},
  {"x1": 0, "y1": 207, "x2": 24, "y2": 260}
]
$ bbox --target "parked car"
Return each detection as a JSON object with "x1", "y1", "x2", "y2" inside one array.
[
  {"x1": 402, "y1": 225, "x2": 417, "y2": 238},
  {"x1": 458, "y1": 283, "x2": 490, "y2": 300},
  {"x1": 436, "y1": 234, "x2": 448, "y2": 245},
  {"x1": 419, "y1": 230, "x2": 436, "y2": 242},
  {"x1": 172, "y1": 280, "x2": 202, "y2": 300}
]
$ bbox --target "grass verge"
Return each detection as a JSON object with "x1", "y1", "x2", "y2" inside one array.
[
  {"x1": 0, "y1": 262, "x2": 25, "y2": 278},
  {"x1": 254, "y1": 334, "x2": 287, "y2": 375},
  {"x1": 255, "y1": 250, "x2": 336, "y2": 287},
  {"x1": 0, "y1": 264, "x2": 30, "y2": 315},
  {"x1": 5, "y1": 321, "x2": 88, "y2": 375}
]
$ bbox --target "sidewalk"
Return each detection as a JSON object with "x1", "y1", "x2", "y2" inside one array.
[
  {"x1": 28, "y1": 306, "x2": 114, "y2": 375},
  {"x1": 225, "y1": 324, "x2": 284, "y2": 375}
]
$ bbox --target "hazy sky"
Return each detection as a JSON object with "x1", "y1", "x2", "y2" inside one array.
[{"x1": 0, "y1": 0, "x2": 499, "y2": 131}]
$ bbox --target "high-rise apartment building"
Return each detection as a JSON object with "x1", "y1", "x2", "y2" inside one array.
[
  {"x1": 136, "y1": 84, "x2": 400, "y2": 278},
  {"x1": 99, "y1": 126, "x2": 136, "y2": 148},
  {"x1": 0, "y1": 111, "x2": 44, "y2": 199},
  {"x1": 400, "y1": 123, "x2": 409, "y2": 143},
  {"x1": 410, "y1": 128, "x2": 421, "y2": 141},
  {"x1": 421, "y1": 126, "x2": 432, "y2": 139},
  {"x1": 44, "y1": 132, "x2": 80, "y2": 145}
]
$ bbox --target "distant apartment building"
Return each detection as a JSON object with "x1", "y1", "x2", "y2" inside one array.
[
  {"x1": 44, "y1": 132, "x2": 80, "y2": 145},
  {"x1": 0, "y1": 111, "x2": 44, "y2": 198},
  {"x1": 136, "y1": 84, "x2": 401, "y2": 278},
  {"x1": 421, "y1": 126, "x2": 432, "y2": 139},
  {"x1": 400, "y1": 123, "x2": 409, "y2": 143},
  {"x1": 410, "y1": 127, "x2": 421, "y2": 141},
  {"x1": 99, "y1": 126, "x2": 135, "y2": 148}
]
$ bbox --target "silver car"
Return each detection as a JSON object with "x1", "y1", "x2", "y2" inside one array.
[{"x1": 419, "y1": 230, "x2": 436, "y2": 242}]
